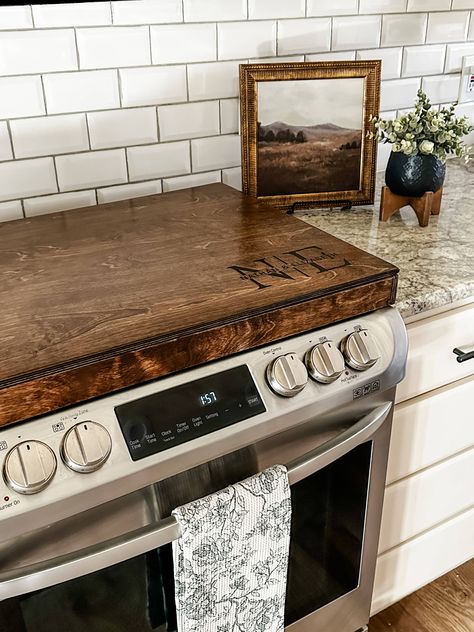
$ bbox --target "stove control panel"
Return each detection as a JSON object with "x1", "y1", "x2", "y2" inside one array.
[{"x1": 0, "y1": 307, "x2": 406, "y2": 538}]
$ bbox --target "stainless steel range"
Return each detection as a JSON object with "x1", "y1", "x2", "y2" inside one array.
[{"x1": 0, "y1": 306, "x2": 407, "y2": 632}]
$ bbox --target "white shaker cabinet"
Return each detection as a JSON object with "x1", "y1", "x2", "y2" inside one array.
[{"x1": 372, "y1": 301, "x2": 474, "y2": 615}]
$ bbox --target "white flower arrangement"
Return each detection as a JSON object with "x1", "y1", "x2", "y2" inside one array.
[{"x1": 371, "y1": 90, "x2": 473, "y2": 162}]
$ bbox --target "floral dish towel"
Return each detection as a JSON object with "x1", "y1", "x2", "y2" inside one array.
[{"x1": 172, "y1": 465, "x2": 291, "y2": 632}]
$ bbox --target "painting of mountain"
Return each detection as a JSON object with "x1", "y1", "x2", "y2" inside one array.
[{"x1": 256, "y1": 77, "x2": 365, "y2": 198}]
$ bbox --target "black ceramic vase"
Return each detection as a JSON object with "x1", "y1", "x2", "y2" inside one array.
[{"x1": 385, "y1": 151, "x2": 446, "y2": 197}]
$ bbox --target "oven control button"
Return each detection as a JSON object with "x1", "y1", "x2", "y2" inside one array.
[
  {"x1": 341, "y1": 329, "x2": 380, "y2": 371},
  {"x1": 305, "y1": 341, "x2": 345, "y2": 383},
  {"x1": 266, "y1": 353, "x2": 308, "y2": 397},
  {"x1": 61, "y1": 421, "x2": 112, "y2": 474},
  {"x1": 3, "y1": 441, "x2": 57, "y2": 495}
]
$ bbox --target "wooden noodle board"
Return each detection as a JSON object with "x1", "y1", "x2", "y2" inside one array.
[{"x1": 0, "y1": 184, "x2": 398, "y2": 427}]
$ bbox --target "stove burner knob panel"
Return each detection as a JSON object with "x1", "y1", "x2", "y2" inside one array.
[
  {"x1": 267, "y1": 353, "x2": 308, "y2": 397},
  {"x1": 61, "y1": 421, "x2": 112, "y2": 474},
  {"x1": 3, "y1": 440, "x2": 57, "y2": 495},
  {"x1": 305, "y1": 341, "x2": 345, "y2": 383},
  {"x1": 341, "y1": 329, "x2": 380, "y2": 371}
]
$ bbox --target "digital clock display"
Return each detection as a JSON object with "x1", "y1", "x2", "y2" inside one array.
[
  {"x1": 115, "y1": 365, "x2": 266, "y2": 461},
  {"x1": 200, "y1": 391, "x2": 217, "y2": 406}
]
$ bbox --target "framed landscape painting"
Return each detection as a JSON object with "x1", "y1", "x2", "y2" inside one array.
[{"x1": 240, "y1": 61, "x2": 381, "y2": 210}]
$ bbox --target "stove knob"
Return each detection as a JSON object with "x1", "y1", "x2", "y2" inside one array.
[
  {"x1": 341, "y1": 329, "x2": 380, "y2": 371},
  {"x1": 61, "y1": 421, "x2": 112, "y2": 474},
  {"x1": 267, "y1": 353, "x2": 308, "y2": 397},
  {"x1": 3, "y1": 441, "x2": 56, "y2": 495},
  {"x1": 305, "y1": 341, "x2": 345, "y2": 383}
]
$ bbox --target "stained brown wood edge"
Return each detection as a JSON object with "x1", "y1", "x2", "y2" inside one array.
[
  {"x1": 239, "y1": 60, "x2": 381, "y2": 209},
  {"x1": 0, "y1": 277, "x2": 396, "y2": 428}
]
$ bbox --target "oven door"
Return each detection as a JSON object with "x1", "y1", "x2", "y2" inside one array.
[{"x1": 0, "y1": 402, "x2": 392, "y2": 632}]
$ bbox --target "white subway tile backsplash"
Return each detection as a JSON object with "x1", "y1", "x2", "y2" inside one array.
[
  {"x1": 162, "y1": 170, "x2": 221, "y2": 191},
  {"x1": 249, "y1": 0, "x2": 305, "y2": 19},
  {"x1": 0, "y1": 123, "x2": 13, "y2": 161},
  {"x1": 422, "y1": 73, "x2": 461, "y2": 103},
  {"x1": 306, "y1": 51, "x2": 356, "y2": 61},
  {"x1": 307, "y1": 0, "x2": 357, "y2": 16},
  {"x1": 159, "y1": 101, "x2": 219, "y2": 141},
  {"x1": 380, "y1": 77, "x2": 421, "y2": 110},
  {"x1": 278, "y1": 18, "x2": 331, "y2": 56},
  {"x1": 77, "y1": 27, "x2": 150, "y2": 70},
  {"x1": 407, "y1": 0, "x2": 450, "y2": 10},
  {"x1": 56, "y1": 149, "x2": 128, "y2": 191},
  {"x1": 191, "y1": 135, "x2": 240, "y2": 172},
  {"x1": 0, "y1": 30, "x2": 77, "y2": 77},
  {"x1": 426, "y1": 11, "x2": 470, "y2": 43},
  {"x1": 376, "y1": 141, "x2": 392, "y2": 172},
  {"x1": 218, "y1": 21, "x2": 276, "y2": 60},
  {"x1": 127, "y1": 141, "x2": 190, "y2": 180},
  {"x1": 97, "y1": 180, "x2": 162, "y2": 203},
  {"x1": 470, "y1": 14, "x2": 474, "y2": 40},
  {"x1": 151, "y1": 23, "x2": 216, "y2": 64},
  {"x1": 10, "y1": 114, "x2": 89, "y2": 159},
  {"x1": 220, "y1": 99, "x2": 239, "y2": 134},
  {"x1": 112, "y1": 0, "x2": 183, "y2": 24},
  {"x1": 44, "y1": 70, "x2": 120, "y2": 114},
  {"x1": 184, "y1": 0, "x2": 246, "y2": 22},
  {"x1": 188, "y1": 61, "x2": 241, "y2": 100},
  {"x1": 359, "y1": 0, "x2": 407, "y2": 14},
  {"x1": 24, "y1": 191, "x2": 97, "y2": 217},
  {"x1": 357, "y1": 48, "x2": 402, "y2": 79},
  {"x1": 0, "y1": 7, "x2": 33, "y2": 29},
  {"x1": 88, "y1": 108, "x2": 158, "y2": 149},
  {"x1": 0, "y1": 158, "x2": 57, "y2": 202},
  {"x1": 120, "y1": 66, "x2": 187, "y2": 107},
  {"x1": 249, "y1": 55, "x2": 305, "y2": 63},
  {"x1": 222, "y1": 166, "x2": 242, "y2": 191},
  {"x1": 0, "y1": 76, "x2": 45, "y2": 119},
  {"x1": 402, "y1": 44, "x2": 446, "y2": 77},
  {"x1": 32, "y1": 3, "x2": 111, "y2": 27},
  {"x1": 381, "y1": 13, "x2": 428, "y2": 47},
  {"x1": 0, "y1": 200, "x2": 23, "y2": 222},
  {"x1": 332, "y1": 16, "x2": 381, "y2": 51},
  {"x1": 445, "y1": 42, "x2": 474, "y2": 72}
]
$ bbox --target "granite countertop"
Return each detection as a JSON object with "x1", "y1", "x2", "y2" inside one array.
[{"x1": 297, "y1": 158, "x2": 474, "y2": 320}]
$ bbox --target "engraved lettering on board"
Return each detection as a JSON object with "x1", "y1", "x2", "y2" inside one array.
[{"x1": 228, "y1": 245, "x2": 352, "y2": 289}]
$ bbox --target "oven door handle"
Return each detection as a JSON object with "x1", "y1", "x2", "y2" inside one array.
[
  {"x1": 287, "y1": 401, "x2": 392, "y2": 485},
  {"x1": 0, "y1": 402, "x2": 391, "y2": 601}
]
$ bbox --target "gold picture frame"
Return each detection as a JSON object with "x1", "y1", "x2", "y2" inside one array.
[{"x1": 239, "y1": 61, "x2": 381, "y2": 210}]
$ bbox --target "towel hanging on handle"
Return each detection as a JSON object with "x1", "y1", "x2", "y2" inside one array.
[{"x1": 172, "y1": 464, "x2": 291, "y2": 632}]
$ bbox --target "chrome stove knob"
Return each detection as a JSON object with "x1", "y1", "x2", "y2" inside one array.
[
  {"x1": 305, "y1": 341, "x2": 345, "y2": 383},
  {"x1": 341, "y1": 329, "x2": 380, "y2": 371},
  {"x1": 266, "y1": 353, "x2": 308, "y2": 397},
  {"x1": 61, "y1": 421, "x2": 112, "y2": 473},
  {"x1": 3, "y1": 440, "x2": 57, "y2": 495}
]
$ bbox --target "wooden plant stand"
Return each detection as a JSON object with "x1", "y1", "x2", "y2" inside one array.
[{"x1": 379, "y1": 186, "x2": 443, "y2": 227}]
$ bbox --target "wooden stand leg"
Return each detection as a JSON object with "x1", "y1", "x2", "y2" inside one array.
[
  {"x1": 379, "y1": 186, "x2": 443, "y2": 227},
  {"x1": 430, "y1": 187, "x2": 443, "y2": 215}
]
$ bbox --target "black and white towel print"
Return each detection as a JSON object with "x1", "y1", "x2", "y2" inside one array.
[{"x1": 172, "y1": 465, "x2": 292, "y2": 632}]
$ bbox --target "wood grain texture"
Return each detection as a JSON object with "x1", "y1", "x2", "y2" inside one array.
[
  {"x1": 369, "y1": 559, "x2": 474, "y2": 632},
  {"x1": 0, "y1": 183, "x2": 397, "y2": 426}
]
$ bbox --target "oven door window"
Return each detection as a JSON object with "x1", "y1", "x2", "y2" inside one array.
[{"x1": 1, "y1": 442, "x2": 372, "y2": 632}]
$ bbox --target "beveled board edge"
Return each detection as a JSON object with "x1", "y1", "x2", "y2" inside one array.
[{"x1": 0, "y1": 276, "x2": 396, "y2": 428}]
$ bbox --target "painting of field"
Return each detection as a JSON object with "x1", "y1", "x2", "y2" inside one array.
[
  {"x1": 257, "y1": 122, "x2": 362, "y2": 196},
  {"x1": 256, "y1": 77, "x2": 364, "y2": 198}
]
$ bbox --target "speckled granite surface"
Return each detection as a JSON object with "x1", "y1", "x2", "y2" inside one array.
[{"x1": 297, "y1": 158, "x2": 474, "y2": 320}]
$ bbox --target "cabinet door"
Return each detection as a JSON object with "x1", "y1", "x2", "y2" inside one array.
[
  {"x1": 388, "y1": 376, "x2": 474, "y2": 484},
  {"x1": 379, "y1": 448, "x2": 474, "y2": 554},
  {"x1": 396, "y1": 303, "x2": 474, "y2": 404}
]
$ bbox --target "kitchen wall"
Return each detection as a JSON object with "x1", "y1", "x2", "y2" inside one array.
[{"x1": 0, "y1": 0, "x2": 473, "y2": 222}]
